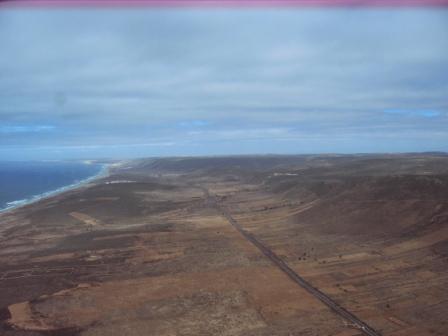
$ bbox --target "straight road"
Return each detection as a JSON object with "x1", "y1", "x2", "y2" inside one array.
[{"x1": 204, "y1": 188, "x2": 382, "y2": 336}]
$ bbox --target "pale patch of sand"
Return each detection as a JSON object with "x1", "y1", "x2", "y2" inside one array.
[{"x1": 69, "y1": 212, "x2": 101, "y2": 227}]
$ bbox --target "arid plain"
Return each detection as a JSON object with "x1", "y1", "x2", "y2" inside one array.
[{"x1": 0, "y1": 154, "x2": 447, "y2": 336}]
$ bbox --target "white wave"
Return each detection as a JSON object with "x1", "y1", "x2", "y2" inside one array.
[{"x1": 0, "y1": 164, "x2": 110, "y2": 213}]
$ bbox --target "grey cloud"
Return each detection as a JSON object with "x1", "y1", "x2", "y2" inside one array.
[{"x1": 0, "y1": 8, "x2": 447, "y2": 159}]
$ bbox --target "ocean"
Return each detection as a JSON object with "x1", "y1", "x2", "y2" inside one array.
[{"x1": 0, "y1": 161, "x2": 105, "y2": 212}]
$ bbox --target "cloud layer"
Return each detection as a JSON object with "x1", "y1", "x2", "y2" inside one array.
[{"x1": 0, "y1": 8, "x2": 447, "y2": 159}]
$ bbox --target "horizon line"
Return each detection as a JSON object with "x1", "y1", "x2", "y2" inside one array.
[{"x1": 2, "y1": 151, "x2": 448, "y2": 162}]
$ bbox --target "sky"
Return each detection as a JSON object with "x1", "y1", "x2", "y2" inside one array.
[{"x1": 0, "y1": 7, "x2": 447, "y2": 160}]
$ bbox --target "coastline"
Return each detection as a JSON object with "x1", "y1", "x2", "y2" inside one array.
[{"x1": 0, "y1": 163, "x2": 110, "y2": 215}]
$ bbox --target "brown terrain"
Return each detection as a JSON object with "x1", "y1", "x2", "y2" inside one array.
[{"x1": 0, "y1": 153, "x2": 447, "y2": 336}]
